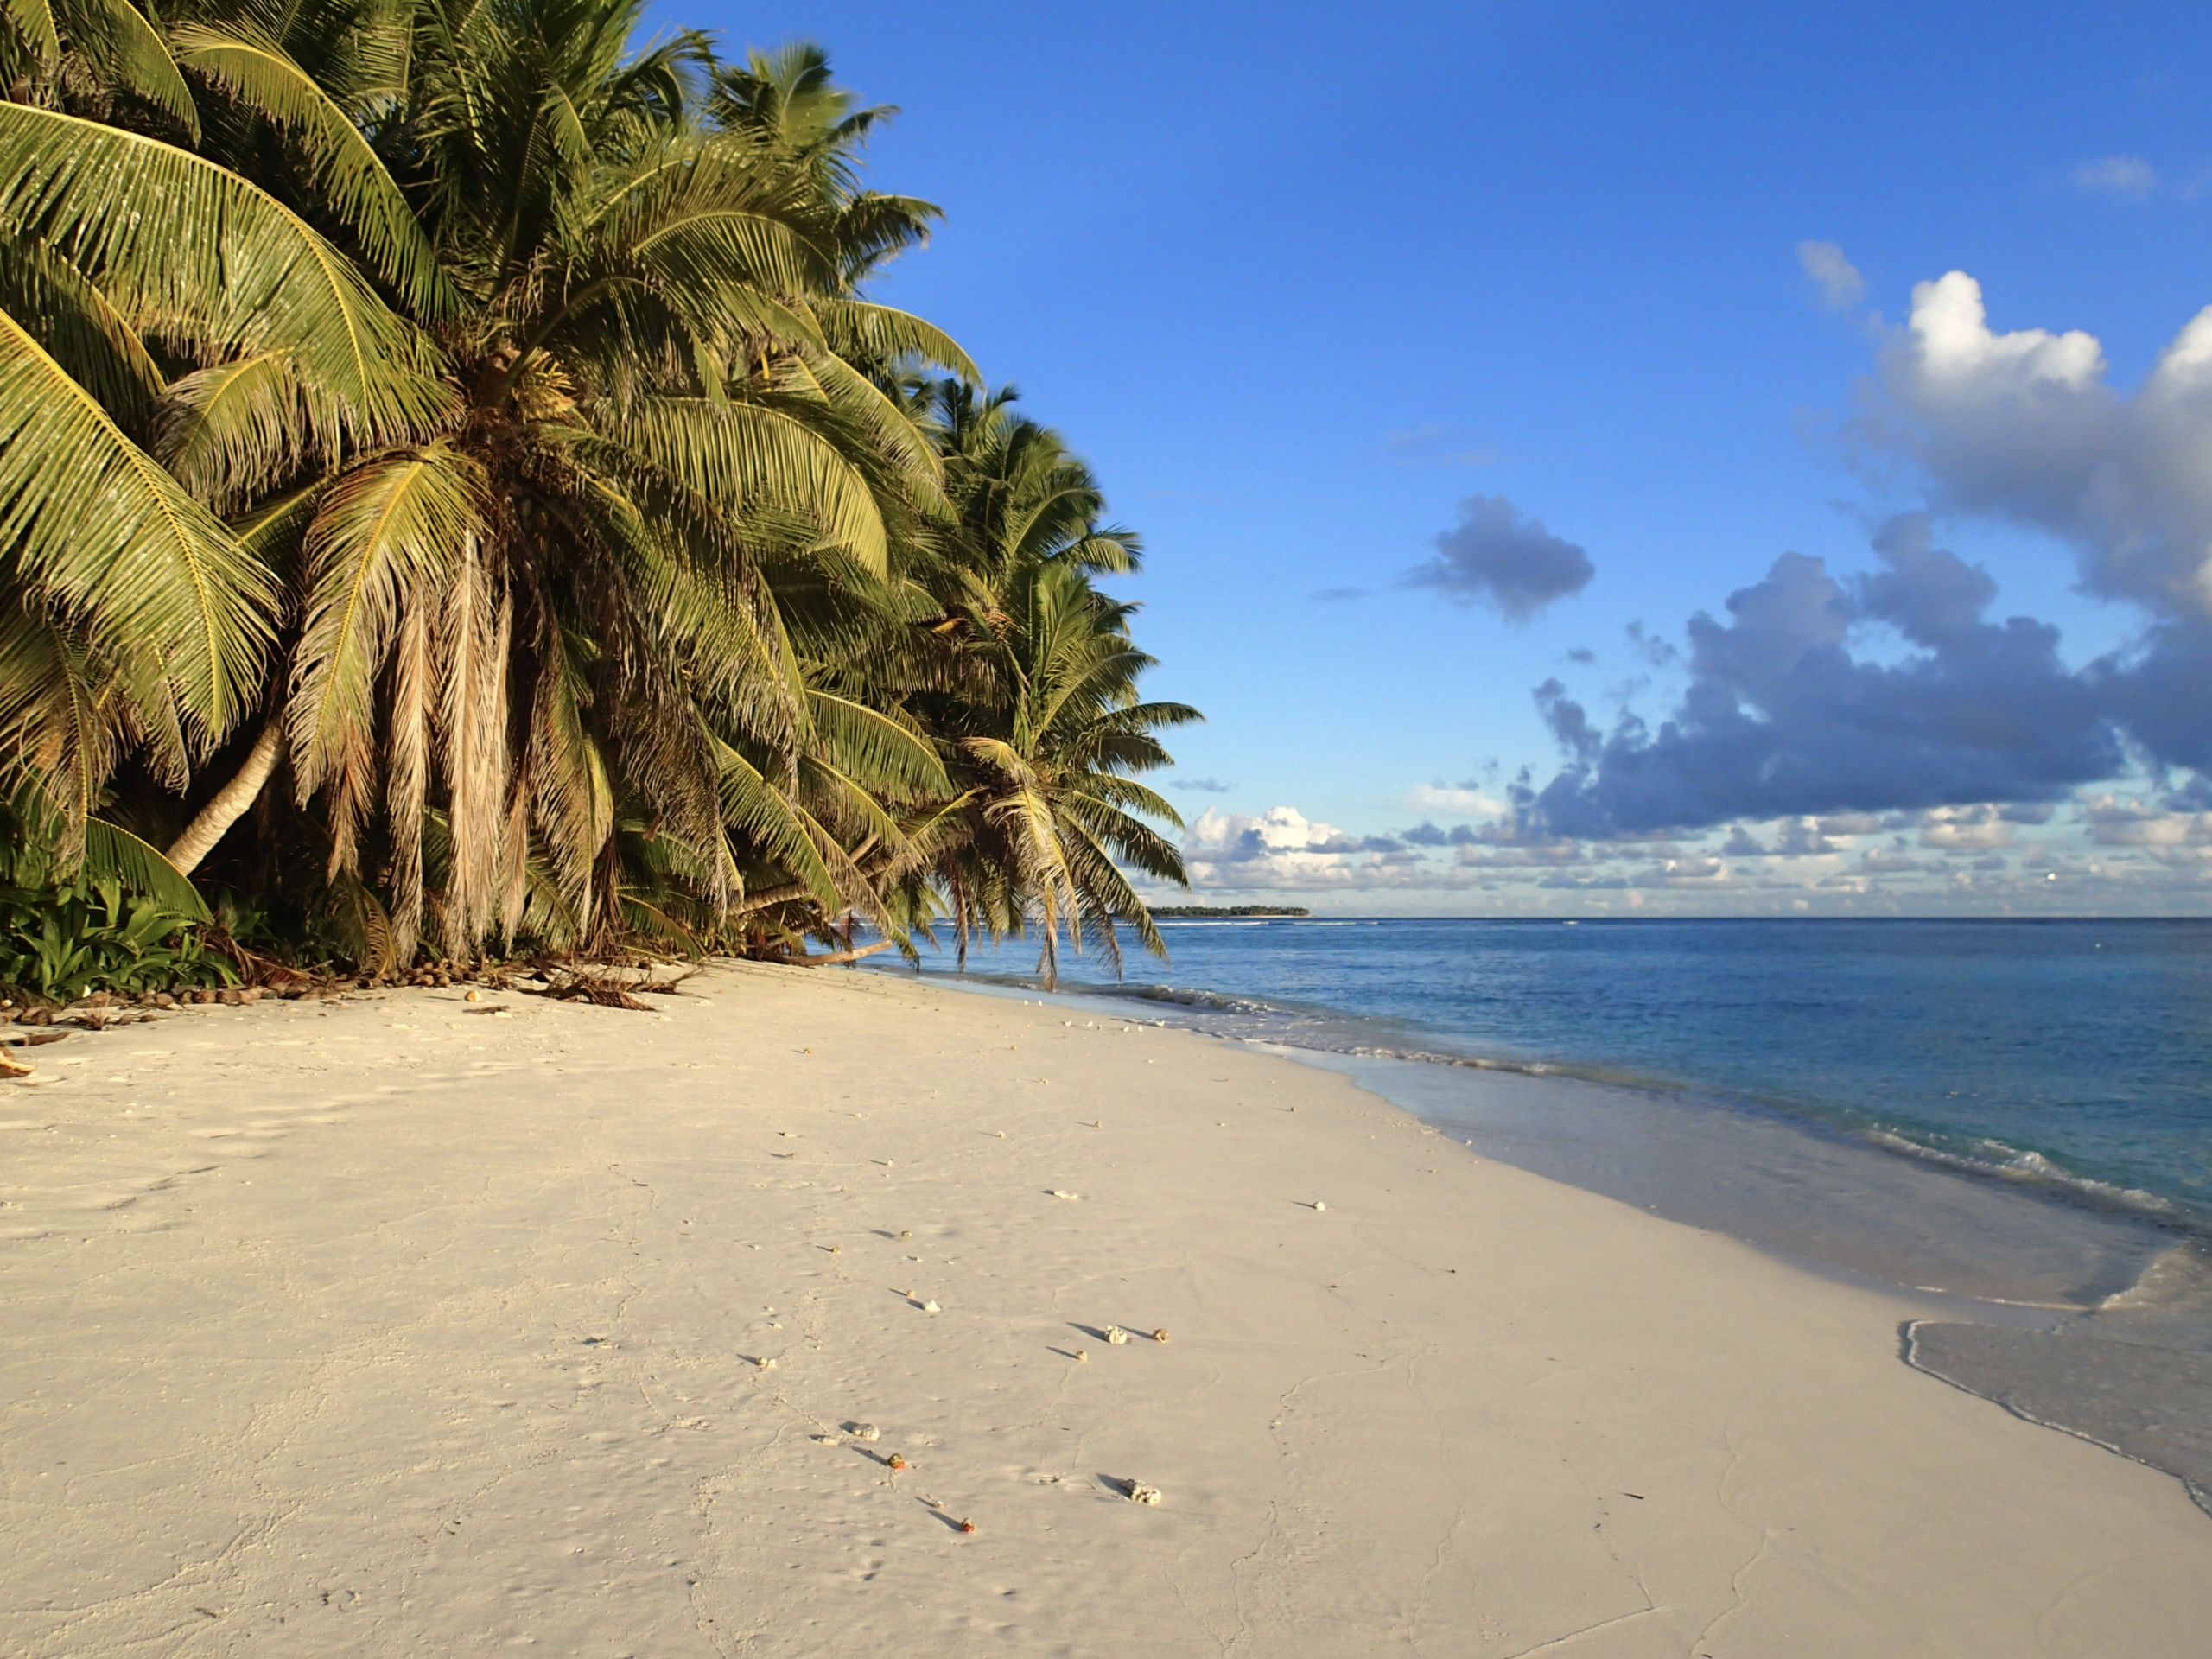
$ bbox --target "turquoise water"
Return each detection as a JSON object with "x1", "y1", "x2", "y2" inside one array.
[{"x1": 925, "y1": 917, "x2": 2212, "y2": 1236}]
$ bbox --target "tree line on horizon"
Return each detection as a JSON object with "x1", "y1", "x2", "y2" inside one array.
[{"x1": 0, "y1": 0, "x2": 1195, "y2": 996}]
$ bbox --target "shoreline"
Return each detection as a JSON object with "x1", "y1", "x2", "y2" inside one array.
[
  {"x1": 887, "y1": 954, "x2": 2212, "y2": 1248},
  {"x1": 4, "y1": 964, "x2": 2209, "y2": 1654},
  {"x1": 885, "y1": 966, "x2": 2212, "y2": 1516}
]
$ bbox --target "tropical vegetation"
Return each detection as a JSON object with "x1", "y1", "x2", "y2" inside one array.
[{"x1": 0, "y1": 0, "x2": 1194, "y2": 995}]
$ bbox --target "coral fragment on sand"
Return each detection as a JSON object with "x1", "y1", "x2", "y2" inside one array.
[
  {"x1": 1128, "y1": 1482, "x2": 1161, "y2": 1505},
  {"x1": 1105, "y1": 1325, "x2": 1129, "y2": 1344}
]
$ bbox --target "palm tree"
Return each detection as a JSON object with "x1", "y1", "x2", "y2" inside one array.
[
  {"x1": 905, "y1": 381, "x2": 1198, "y2": 985},
  {"x1": 0, "y1": 0, "x2": 1198, "y2": 986},
  {"x1": 1, "y1": 0, "x2": 976, "y2": 963}
]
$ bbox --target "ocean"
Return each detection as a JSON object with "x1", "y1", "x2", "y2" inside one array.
[{"x1": 871, "y1": 917, "x2": 2212, "y2": 1511}]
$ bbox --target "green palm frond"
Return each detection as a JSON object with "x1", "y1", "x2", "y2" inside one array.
[
  {"x1": 154, "y1": 353, "x2": 330, "y2": 507},
  {"x1": 83, "y1": 815, "x2": 209, "y2": 920},
  {"x1": 714, "y1": 736, "x2": 841, "y2": 907},
  {"x1": 0, "y1": 303, "x2": 277, "y2": 747},
  {"x1": 4, "y1": 0, "x2": 60, "y2": 63},
  {"x1": 813, "y1": 297, "x2": 976, "y2": 382},
  {"x1": 0, "y1": 105, "x2": 448, "y2": 440},
  {"x1": 804, "y1": 687, "x2": 948, "y2": 798},
  {"x1": 55, "y1": 0, "x2": 199, "y2": 136},
  {"x1": 175, "y1": 19, "x2": 457, "y2": 319},
  {"x1": 622, "y1": 396, "x2": 890, "y2": 575},
  {"x1": 0, "y1": 235, "x2": 161, "y2": 426}
]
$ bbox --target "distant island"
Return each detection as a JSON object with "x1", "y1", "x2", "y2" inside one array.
[{"x1": 1149, "y1": 906, "x2": 1312, "y2": 918}]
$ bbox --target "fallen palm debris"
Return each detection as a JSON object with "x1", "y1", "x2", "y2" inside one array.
[{"x1": 524, "y1": 968, "x2": 694, "y2": 1011}]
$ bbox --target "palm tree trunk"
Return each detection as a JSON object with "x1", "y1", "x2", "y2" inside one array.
[
  {"x1": 792, "y1": 939, "x2": 896, "y2": 967},
  {"x1": 168, "y1": 716, "x2": 286, "y2": 876},
  {"x1": 728, "y1": 881, "x2": 811, "y2": 917}
]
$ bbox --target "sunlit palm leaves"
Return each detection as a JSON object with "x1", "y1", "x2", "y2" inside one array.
[{"x1": 0, "y1": 0, "x2": 1194, "y2": 977}]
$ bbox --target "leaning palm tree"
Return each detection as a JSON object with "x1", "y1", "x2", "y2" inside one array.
[{"x1": 905, "y1": 381, "x2": 1198, "y2": 985}]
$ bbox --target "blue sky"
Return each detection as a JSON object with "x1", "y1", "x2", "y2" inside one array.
[{"x1": 680, "y1": 0, "x2": 2212, "y2": 912}]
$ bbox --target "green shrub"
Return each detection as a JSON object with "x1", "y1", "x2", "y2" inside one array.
[{"x1": 0, "y1": 880, "x2": 238, "y2": 1004}]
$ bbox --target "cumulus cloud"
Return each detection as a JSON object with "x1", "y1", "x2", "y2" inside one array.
[
  {"x1": 1401, "y1": 782, "x2": 1508, "y2": 817},
  {"x1": 2079, "y1": 793, "x2": 2212, "y2": 847},
  {"x1": 1403, "y1": 496, "x2": 1594, "y2": 620},
  {"x1": 1181, "y1": 807, "x2": 1433, "y2": 890},
  {"x1": 1871, "y1": 270, "x2": 2212, "y2": 618},
  {"x1": 1162, "y1": 791, "x2": 2205, "y2": 910},
  {"x1": 1516, "y1": 516, "x2": 2141, "y2": 838},
  {"x1": 1777, "y1": 818, "x2": 1842, "y2": 855},
  {"x1": 1796, "y1": 240, "x2": 1866, "y2": 308},
  {"x1": 1399, "y1": 822, "x2": 1477, "y2": 848},
  {"x1": 2071, "y1": 156, "x2": 2158, "y2": 201},
  {"x1": 1916, "y1": 804, "x2": 2014, "y2": 850},
  {"x1": 1860, "y1": 846, "x2": 1923, "y2": 873}
]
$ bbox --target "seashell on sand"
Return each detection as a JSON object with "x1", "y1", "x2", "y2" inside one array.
[
  {"x1": 1152, "y1": 1329, "x2": 1170, "y2": 1343},
  {"x1": 1104, "y1": 1325, "x2": 1129, "y2": 1344},
  {"x1": 922, "y1": 1300, "x2": 941, "y2": 1313},
  {"x1": 849, "y1": 1422, "x2": 880, "y2": 1441},
  {"x1": 1313, "y1": 1200, "x2": 1327, "y2": 1211},
  {"x1": 1128, "y1": 1482, "x2": 1162, "y2": 1505},
  {"x1": 757, "y1": 1357, "x2": 778, "y2": 1370}
]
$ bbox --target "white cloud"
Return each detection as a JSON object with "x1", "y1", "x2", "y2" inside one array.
[
  {"x1": 1916, "y1": 804, "x2": 2013, "y2": 850},
  {"x1": 1898, "y1": 270, "x2": 2105, "y2": 397},
  {"x1": 1401, "y1": 783, "x2": 1507, "y2": 817},
  {"x1": 1182, "y1": 806, "x2": 1431, "y2": 891},
  {"x1": 1872, "y1": 270, "x2": 2212, "y2": 618},
  {"x1": 2071, "y1": 156, "x2": 2158, "y2": 201},
  {"x1": 1632, "y1": 857, "x2": 1728, "y2": 887},
  {"x1": 1163, "y1": 794, "x2": 2207, "y2": 912},
  {"x1": 2079, "y1": 793, "x2": 2212, "y2": 846},
  {"x1": 1796, "y1": 240, "x2": 1866, "y2": 309}
]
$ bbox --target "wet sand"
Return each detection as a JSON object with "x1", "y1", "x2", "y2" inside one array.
[{"x1": 3, "y1": 963, "x2": 2208, "y2": 1655}]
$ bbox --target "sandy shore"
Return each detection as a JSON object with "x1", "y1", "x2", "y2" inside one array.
[{"x1": 3, "y1": 964, "x2": 2209, "y2": 1656}]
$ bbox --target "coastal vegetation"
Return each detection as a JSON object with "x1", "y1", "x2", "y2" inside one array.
[
  {"x1": 1150, "y1": 906, "x2": 1310, "y2": 918},
  {"x1": 0, "y1": 0, "x2": 1194, "y2": 995}
]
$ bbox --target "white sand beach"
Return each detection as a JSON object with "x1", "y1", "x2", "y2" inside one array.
[{"x1": 3, "y1": 963, "x2": 2209, "y2": 1656}]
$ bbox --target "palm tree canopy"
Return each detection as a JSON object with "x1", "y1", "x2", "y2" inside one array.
[{"x1": 0, "y1": 0, "x2": 1196, "y2": 988}]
